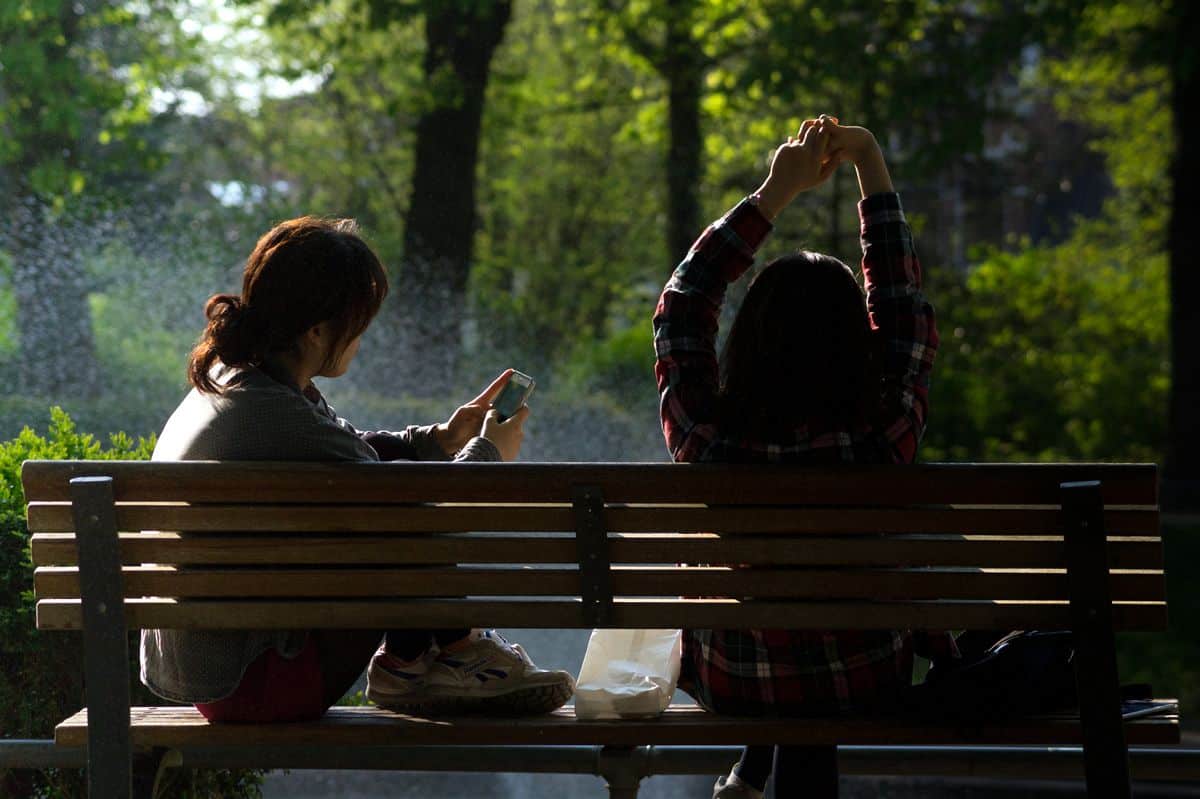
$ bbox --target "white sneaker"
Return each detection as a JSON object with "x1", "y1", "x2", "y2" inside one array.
[
  {"x1": 713, "y1": 766, "x2": 765, "y2": 799},
  {"x1": 365, "y1": 646, "x2": 434, "y2": 712},
  {"x1": 424, "y1": 630, "x2": 575, "y2": 715}
]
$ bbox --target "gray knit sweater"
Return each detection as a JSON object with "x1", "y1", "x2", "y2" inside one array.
[{"x1": 140, "y1": 365, "x2": 499, "y2": 703}]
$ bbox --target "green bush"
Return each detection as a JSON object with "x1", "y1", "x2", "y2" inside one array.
[
  {"x1": 0, "y1": 408, "x2": 263, "y2": 798},
  {"x1": 922, "y1": 211, "x2": 1168, "y2": 464}
]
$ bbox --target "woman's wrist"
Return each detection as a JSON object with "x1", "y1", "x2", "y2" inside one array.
[
  {"x1": 433, "y1": 423, "x2": 457, "y2": 456},
  {"x1": 751, "y1": 179, "x2": 793, "y2": 221},
  {"x1": 845, "y1": 131, "x2": 880, "y2": 166},
  {"x1": 852, "y1": 144, "x2": 894, "y2": 198}
]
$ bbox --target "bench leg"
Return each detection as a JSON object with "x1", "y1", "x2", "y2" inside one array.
[
  {"x1": 71, "y1": 477, "x2": 134, "y2": 799},
  {"x1": 1063, "y1": 480, "x2": 1131, "y2": 799},
  {"x1": 597, "y1": 746, "x2": 643, "y2": 798}
]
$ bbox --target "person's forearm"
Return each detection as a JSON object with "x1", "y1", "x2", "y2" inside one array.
[
  {"x1": 853, "y1": 142, "x2": 894, "y2": 198},
  {"x1": 359, "y1": 425, "x2": 449, "y2": 461},
  {"x1": 753, "y1": 178, "x2": 794, "y2": 222}
]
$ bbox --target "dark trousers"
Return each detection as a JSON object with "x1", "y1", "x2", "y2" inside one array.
[
  {"x1": 736, "y1": 744, "x2": 838, "y2": 797},
  {"x1": 317, "y1": 628, "x2": 470, "y2": 706}
]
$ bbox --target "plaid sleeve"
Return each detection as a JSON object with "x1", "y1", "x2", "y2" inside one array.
[
  {"x1": 653, "y1": 199, "x2": 772, "y2": 462},
  {"x1": 859, "y1": 193, "x2": 937, "y2": 463}
]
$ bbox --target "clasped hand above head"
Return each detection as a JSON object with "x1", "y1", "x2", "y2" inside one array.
[
  {"x1": 752, "y1": 114, "x2": 888, "y2": 220},
  {"x1": 434, "y1": 368, "x2": 529, "y2": 461}
]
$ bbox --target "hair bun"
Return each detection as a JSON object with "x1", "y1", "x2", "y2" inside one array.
[
  {"x1": 206, "y1": 293, "x2": 243, "y2": 320},
  {"x1": 203, "y1": 293, "x2": 257, "y2": 364}
]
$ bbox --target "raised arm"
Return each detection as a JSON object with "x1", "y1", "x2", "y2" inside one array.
[
  {"x1": 831, "y1": 125, "x2": 937, "y2": 462},
  {"x1": 653, "y1": 197, "x2": 771, "y2": 461},
  {"x1": 654, "y1": 122, "x2": 837, "y2": 461}
]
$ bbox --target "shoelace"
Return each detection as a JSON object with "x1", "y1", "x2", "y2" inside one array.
[
  {"x1": 483, "y1": 630, "x2": 533, "y2": 667},
  {"x1": 510, "y1": 643, "x2": 535, "y2": 667}
]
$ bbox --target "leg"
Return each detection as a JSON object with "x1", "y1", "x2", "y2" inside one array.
[
  {"x1": 772, "y1": 745, "x2": 837, "y2": 799},
  {"x1": 953, "y1": 629, "x2": 1009, "y2": 659},
  {"x1": 379, "y1": 629, "x2": 433, "y2": 661},
  {"x1": 430, "y1": 628, "x2": 474, "y2": 649},
  {"x1": 312, "y1": 629, "x2": 386, "y2": 707},
  {"x1": 733, "y1": 745, "x2": 774, "y2": 793},
  {"x1": 314, "y1": 628, "x2": 471, "y2": 706}
]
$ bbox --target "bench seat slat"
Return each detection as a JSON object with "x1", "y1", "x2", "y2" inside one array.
[
  {"x1": 33, "y1": 565, "x2": 1167, "y2": 602},
  {"x1": 35, "y1": 597, "x2": 1169, "y2": 632},
  {"x1": 24, "y1": 502, "x2": 1160, "y2": 535},
  {"x1": 52, "y1": 705, "x2": 1180, "y2": 748},
  {"x1": 30, "y1": 532, "x2": 1166, "y2": 570},
  {"x1": 20, "y1": 461, "x2": 1160, "y2": 505}
]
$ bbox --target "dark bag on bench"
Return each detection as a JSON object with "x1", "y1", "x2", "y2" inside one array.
[{"x1": 901, "y1": 630, "x2": 1078, "y2": 723}]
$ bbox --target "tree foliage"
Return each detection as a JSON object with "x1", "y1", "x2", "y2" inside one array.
[
  {"x1": 0, "y1": 410, "x2": 264, "y2": 798},
  {"x1": 923, "y1": 0, "x2": 1171, "y2": 463},
  {"x1": 0, "y1": 0, "x2": 200, "y2": 397}
]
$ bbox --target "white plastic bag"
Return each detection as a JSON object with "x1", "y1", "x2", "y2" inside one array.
[{"x1": 574, "y1": 628, "x2": 682, "y2": 720}]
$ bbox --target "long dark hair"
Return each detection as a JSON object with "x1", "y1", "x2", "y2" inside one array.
[
  {"x1": 718, "y1": 251, "x2": 877, "y2": 437},
  {"x1": 188, "y1": 217, "x2": 388, "y2": 394}
]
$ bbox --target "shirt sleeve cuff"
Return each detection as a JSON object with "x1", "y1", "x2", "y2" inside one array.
[
  {"x1": 455, "y1": 436, "x2": 502, "y2": 462},
  {"x1": 858, "y1": 192, "x2": 906, "y2": 229},
  {"x1": 408, "y1": 424, "x2": 453, "y2": 461},
  {"x1": 727, "y1": 197, "x2": 774, "y2": 251}
]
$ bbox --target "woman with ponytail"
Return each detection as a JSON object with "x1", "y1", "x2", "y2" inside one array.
[{"x1": 143, "y1": 216, "x2": 574, "y2": 723}]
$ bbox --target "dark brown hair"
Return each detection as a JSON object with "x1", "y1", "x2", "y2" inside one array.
[
  {"x1": 718, "y1": 251, "x2": 878, "y2": 437},
  {"x1": 188, "y1": 217, "x2": 388, "y2": 393}
]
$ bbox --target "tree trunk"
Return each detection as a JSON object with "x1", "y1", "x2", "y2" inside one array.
[
  {"x1": 663, "y1": 5, "x2": 704, "y2": 266},
  {"x1": 1167, "y1": 0, "x2": 1200, "y2": 491},
  {"x1": 395, "y1": 0, "x2": 512, "y2": 396}
]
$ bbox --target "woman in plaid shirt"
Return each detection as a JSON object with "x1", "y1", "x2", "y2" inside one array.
[{"x1": 653, "y1": 116, "x2": 948, "y2": 798}]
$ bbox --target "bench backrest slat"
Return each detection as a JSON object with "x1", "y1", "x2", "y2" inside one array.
[
  {"x1": 30, "y1": 532, "x2": 1165, "y2": 570},
  {"x1": 26, "y1": 502, "x2": 1160, "y2": 535},
  {"x1": 32, "y1": 563, "x2": 1166, "y2": 602},
  {"x1": 23, "y1": 460, "x2": 1164, "y2": 634},
  {"x1": 20, "y1": 461, "x2": 1159, "y2": 505},
  {"x1": 34, "y1": 597, "x2": 1168, "y2": 633}
]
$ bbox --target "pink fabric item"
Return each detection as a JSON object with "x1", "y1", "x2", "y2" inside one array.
[{"x1": 194, "y1": 635, "x2": 327, "y2": 723}]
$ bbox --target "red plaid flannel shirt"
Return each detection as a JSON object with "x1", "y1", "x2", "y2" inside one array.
[{"x1": 653, "y1": 192, "x2": 952, "y2": 715}]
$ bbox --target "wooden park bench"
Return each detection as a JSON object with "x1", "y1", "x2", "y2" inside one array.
[{"x1": 23, "y1": 460, "x2": 1178, "y2": 798}]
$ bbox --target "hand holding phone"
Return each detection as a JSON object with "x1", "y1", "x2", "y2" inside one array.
[
  {"x1": 482, "y1": 403, "x2": 528, "y2": 461},
  {"x1": 491, "y1": 370, "x2": 536, "y2": 422},
  {"x1": 436, "y1": 370, "x2": 532, "y2": 456}
]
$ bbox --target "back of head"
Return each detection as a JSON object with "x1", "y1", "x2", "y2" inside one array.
[
  {"x1": 188, "y1": 217, "x2": 388, "y2": 393},
  {"x1": 719, "y1": 251, "x2": 876, "y2": 438}
]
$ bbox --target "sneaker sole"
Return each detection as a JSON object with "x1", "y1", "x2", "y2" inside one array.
[
  {"x1": 373, "y1": 680, "x2": 574, "y2": 717},
  {"x1": 365, "y1": 684, "x2": 426, "y2": 708}
]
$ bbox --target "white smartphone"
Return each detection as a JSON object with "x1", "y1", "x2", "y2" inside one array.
[{"x1": 492, "y1": 370, "x2": 536, "y2": 421}]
